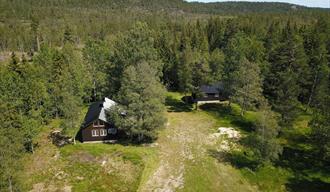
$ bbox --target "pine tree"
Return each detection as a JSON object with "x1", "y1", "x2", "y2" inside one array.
[
  {"x1": 231, "y1": 58, "x2": 264, "y2": 116},
  {"x1": 30, "y1": 16, "x2": 40, "y2": 52},
  {"x1": 248, "y1": 104, "x2": 282, "y2": 162},
  {"x1": 115, "y1": 61, "x2": 166, "y2": 142}
]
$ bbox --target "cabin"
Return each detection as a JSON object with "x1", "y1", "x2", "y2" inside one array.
[
  {"x1": 76, "y1": 97, "x2": 121, "y2": 143},
  {"x1": 193, "y1": 82, "x2": 227, "y2": 104}
]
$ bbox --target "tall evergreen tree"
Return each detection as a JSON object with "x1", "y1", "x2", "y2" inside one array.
[
  {"x1": 209, "y1": 48, "x2": 225, "y2": 81},
  {"x1": 155, "y1": 31, "x2": 180, "y2": 89},
  {"x1": 264, "y1": 23, "x2": 308, "y2": 124},
  {"x1": 302, "y1": 25, "x2": 329, "y2": 107},
  {"x1": 0, "y1": 100, "x2": 24, "y2": 191},
  {"x1": 206, "y1": 17, "x2": 225, "y2": 51},
  {"x1": 30, "y1": 16, "x2": 40, "y2": 52},
  {"x1": 177, "y1": 46, "x2": 194, "y2": 96},
  {"x1": 248, "y1": 104, "x2": 282, "y2": 162},
  {"x1": 310, "y1": 86, "x2": 330, "y2": 161},
  {"x1": 231, "y1": 58, "x2": 264, "y2": 116},
  {"x1": 110, "y1": 22, "x2": 162, "y2": 96},
  {"x1": 115, "y1": 61, "x2": 166, "y2": 142},
  {"x1": 0, "y1": 127, "x2": 24, "y2": 192},
  {"x1": 83, "y1": 39, "x2": 110, "y2": 101},
  {"x1": 223, "y1": 33, "x2": 265, "y2": 100}
]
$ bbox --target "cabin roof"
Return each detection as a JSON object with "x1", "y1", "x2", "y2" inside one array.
[
  {"x1": 200, "y1": 82, "x2": 224, "y2": 94},
  {"x1": 81, "y1": 97, "x2": 116, "y2": 128}
]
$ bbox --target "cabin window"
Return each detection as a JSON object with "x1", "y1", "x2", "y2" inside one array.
[
  {"x1": 93, "y1": 120, "x2": 105, "y2": 128},
  {"x1": 108, "y1": 128, "x2": 117, "y2": 135},
  {"x1": 215, "y1": 94, "x2": 219, "y2": 98},
  {"x1": 91, "y1": 129, "x2": 99, "y2": 137},
  {"x1": 100, "y1": 129, "x2": 107, "y2": 136}
]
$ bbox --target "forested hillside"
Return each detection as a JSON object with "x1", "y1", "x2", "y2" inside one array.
[
  {"x1": 0, "y1": 0, "x2": 330, "y2": 191},
  {"x1": 0, "y1": 0, "x2": 328, "y2": 51}
]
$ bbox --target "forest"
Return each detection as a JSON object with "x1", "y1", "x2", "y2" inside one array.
[{"x1": 0, "y1": 0, "x2": 329, "y2": 191}]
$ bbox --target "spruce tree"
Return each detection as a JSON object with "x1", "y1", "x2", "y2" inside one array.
[
  {"x1": 177, "y1": 45, "x2": 194, "y2": 96},
  {"x1": 83, "y1": 39, "x2": 110, "y2": 101},
  {"x1": 303, "y1": 25, "x2": 329, "y2": 107},
  {"x1": 110, "y1": 22, "x2": 162, "y2": 96},
  {"x1": 264, "y1": 23, "x2": 308, "y2": 125},
  {"x1": 223, "y1": 33, "x2": 265, "y2": 100},
  {"x1": 209, "y1": 48, "x2": 225, "y2": 82},
  {"x1": 0, "y1": 101, "x2": 24, "y2": 191}
]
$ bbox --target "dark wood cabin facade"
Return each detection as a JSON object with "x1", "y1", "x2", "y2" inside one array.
[
  {"x1": 76, "y1": 98, "x2": 122, "y2": 143},
  {"x1": 79, "y1": 119, "x2": 119, "y2": 142}
]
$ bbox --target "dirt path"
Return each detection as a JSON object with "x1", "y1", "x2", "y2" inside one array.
[{"x1": 139, "y1": 110, "x2": 257, "y2": 192}]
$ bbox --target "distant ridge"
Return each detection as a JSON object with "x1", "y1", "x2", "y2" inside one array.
[
  {"x1": 184, "y1": 1, "x2": 311, "y2": 14},
  {"x1": 1, "y1": 0, "x2": 328, "y2": 17}
]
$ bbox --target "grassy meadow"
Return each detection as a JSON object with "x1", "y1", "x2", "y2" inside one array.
[{"x1": 19, "y1": 92, "x2": 329, "y2": 192}]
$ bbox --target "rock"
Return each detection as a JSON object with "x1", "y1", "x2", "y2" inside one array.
[{"x1": 218, "y1": 127, "x2": 241, "y2": 139}]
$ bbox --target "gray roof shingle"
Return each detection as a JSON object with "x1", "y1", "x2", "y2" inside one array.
[{"x1": 200, "y1": 82, "x2": 224, "y2": 94}]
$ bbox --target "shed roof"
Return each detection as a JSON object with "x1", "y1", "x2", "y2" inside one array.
[{"x1": 200, "y1": 82, "x2": 224, "y2": 94}]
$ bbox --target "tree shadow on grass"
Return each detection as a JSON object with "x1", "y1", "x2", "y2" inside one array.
[
  {"x1": 286, "y1": 177, "x2": 330, "y2": 192},
  {"x1": 277, "y1": 146, "x2": 330, "y2": 192},
  {"x1": 208, "y1": 149, "x2": 259, "y2": 170},
  {"x1": 165, "y1": 95, "x2": 193, "y2": 112},
  {"x1": 199, "y1": 103, "x2": 254, "y2": 132}
]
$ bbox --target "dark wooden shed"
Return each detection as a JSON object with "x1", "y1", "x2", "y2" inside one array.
[{"x1": 193, "y1": 82, "x2": 227, "y2": 103}]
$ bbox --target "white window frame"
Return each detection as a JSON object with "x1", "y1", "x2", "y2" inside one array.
[
  {"x1": 93, "y1": 121, "x2": 98, "y2": 127},
  {"x1": 108, "y1": 128, "x2": 117, "y2": 135},
  {"x1": 93, "y1": 120, "x2": 105, "y2": 128},
  {"x1": 91, "y1": 129, "x2": 99, "y2": 137},
  {"x1": 100, "y1": 129, "x2": 107, "y2": 136}
]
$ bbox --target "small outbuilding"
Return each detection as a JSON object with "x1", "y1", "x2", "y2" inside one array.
[
  {"x1": 193, "y1": 82, "x2": 227, "y2": 104},
  {"x1": 76, "y1": 97, "x2": 121, "y2": 143}
]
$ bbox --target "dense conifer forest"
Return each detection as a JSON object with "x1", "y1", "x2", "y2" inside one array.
[{"x1": 0, "y1": 0, "x2": 329, "y2": 191}]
